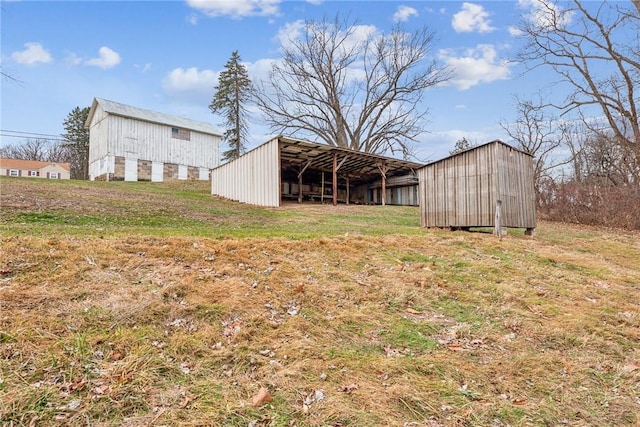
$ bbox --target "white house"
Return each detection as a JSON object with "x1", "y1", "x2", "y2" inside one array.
[{"x1": 85, "y1": 98, "x2": 221, "y2": 182}]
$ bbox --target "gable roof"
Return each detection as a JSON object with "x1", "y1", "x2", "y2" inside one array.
[
  {"x1": 424, "y1": 139, "x2": 533, "y2": 167},
  {"x1": 0, "y1": 158, "x2": 71, "y2": 171},
  {"x1": 85, "y1": 98, "x2": 221, "y2": 136}
]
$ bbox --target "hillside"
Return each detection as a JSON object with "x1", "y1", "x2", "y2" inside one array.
[{"x1": 1, "y1": 177, "x2": 639, "y2": 426}]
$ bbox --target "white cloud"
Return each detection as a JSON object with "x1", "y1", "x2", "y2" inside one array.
[
  {"x1": 517, "y1": 0, "x2": 573, "y2": 30},
  {"x1": 452, "y1": 3, "x2": 496, "y2": 33},
  {"x1": 439, "y1": 44, "x2": 511, "y2": 90},
  {"x1": 188, "y1": 13, "x2": 199, "y2": 25},
  {"x1": 162, "y1": 67, "x2": 218, "y2": 103},
  {"x1": 11, "y1": 42, "x2": 52, "y2": 65},
  {"x1": 186, "y1": 0, "x2": 280, "y2": 19},
  {"x1": 135, "y1": 63, "x2": 152, "y2": 72},
  {"x1": 393, "y1": 5, "x2": 419, "y2": 23},
  {"x1": 86, "y1": 46, "x2": 121, "y2": 69},
  {"x1": 508, "y1": 26, "x2": 523, "y2": 36},
  {"x1": 306, "y1": 0, "x2": 323, "y2": 5},
  {"x1": 276, "y1": 19, "x2": 305, "y2": 50}
]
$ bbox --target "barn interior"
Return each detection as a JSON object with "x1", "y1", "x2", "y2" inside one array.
[{"x1": 277, "y1": 137, "x2": 423, "y2": 205}]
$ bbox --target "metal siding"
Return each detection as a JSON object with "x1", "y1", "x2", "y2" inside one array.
[{"x1": 211, "y1": 138, "x2": 280, "y2": 207}]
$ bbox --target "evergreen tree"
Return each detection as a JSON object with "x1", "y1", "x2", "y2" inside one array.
[
  {"x1": 210, "y1": 51, "x2": 251, "y2": 161},
  {"x1": 62, "y1": 106, "x2": 90, "y2": 180}
]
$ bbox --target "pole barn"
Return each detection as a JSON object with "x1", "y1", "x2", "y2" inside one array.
[{"x1": 417, "y1": 140, "x2": 537, "y2": 235}]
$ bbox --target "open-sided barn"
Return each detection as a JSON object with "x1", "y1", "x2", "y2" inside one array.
[
  {"x1": 86, "y1": 98, "x2": 221, "y2": 182},
  {"x1": 417, "y1": 140, "x2": 536, "y2": 234},
  {"x1": 211, "y1": 136, "x2": 422, "y2": 207}
]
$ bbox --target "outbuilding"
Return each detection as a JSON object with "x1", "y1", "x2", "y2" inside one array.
[
  {"x1": 86, "y1": 98, "x2": 221, "y2": 181},
  {"x1": 211, "y1": 136, "x2": 422, "y2": 207},
  {"x1": 417, "y1": 140, "x2": 536, "y2": 235}
]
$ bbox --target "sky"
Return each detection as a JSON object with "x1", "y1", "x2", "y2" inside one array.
[{"x1": 0, "y1": 0, "x2": 583, "y2": 163}]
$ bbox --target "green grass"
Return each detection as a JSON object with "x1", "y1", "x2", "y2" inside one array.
[{"x1": 1, "y1": 176, "x2": 639, "y2": 426}]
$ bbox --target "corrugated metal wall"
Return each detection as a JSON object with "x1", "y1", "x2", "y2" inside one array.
[
  {"x1": 418, "y1": 141, "x2": 536, "y2": 229},
  {"x1": 211, "y1": 138, "x2": 280, "y2": 207}
]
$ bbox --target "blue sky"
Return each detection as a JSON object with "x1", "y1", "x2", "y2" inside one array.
[{"x1": 1, "y1": 0, "x2": 571, "y2": 162}]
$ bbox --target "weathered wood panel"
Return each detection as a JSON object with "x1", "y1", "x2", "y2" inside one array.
[
  {"x1": 418, "y1": 140, "x2": 536, "y2": 229},
  {"x1": 211, "y1": 138, "x2": 280, "y2": 207}
]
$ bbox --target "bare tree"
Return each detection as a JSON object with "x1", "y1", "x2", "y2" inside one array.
[
  {"x1": 516, "y1": 0, "x2": 639, "y2": 156},
  {"x1": 500, "y1": 97, "x2": 567, "y2": 205},
  {"x1": 253, "y1": 15, "x2": 451, "y2": 157},
  {"x1": 0, "y1": 138, "x2": 55, "y2": 161}
]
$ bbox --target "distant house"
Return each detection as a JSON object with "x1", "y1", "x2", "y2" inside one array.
[
  {"x1": 85, "y1": 98, "x2": 222, "y2": 182},
  {"x1": 417, "y1": 140, "x2": 536, "y2": 234},
  {"x1": 0, "y1": 158, "x2": 71, "y2": 180}
]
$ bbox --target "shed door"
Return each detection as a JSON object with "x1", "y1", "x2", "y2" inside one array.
[{"x1": 124, "y1": 158, "x2": 138, "y2": 181}]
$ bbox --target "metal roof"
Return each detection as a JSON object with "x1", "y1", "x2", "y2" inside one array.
[
  {"x1": 276, "y1": 136, "x2": 424, "y2": 184},
  {"x1": 424, "y1": 139, "x2": 532, "y2": 166},
  {"x1": 86, "y1": 98, "x2": 221, "y2": 136}
]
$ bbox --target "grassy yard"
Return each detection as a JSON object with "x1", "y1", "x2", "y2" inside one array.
[{"x1": 1, "y1": 177, "x2": 639, "y2": 426}]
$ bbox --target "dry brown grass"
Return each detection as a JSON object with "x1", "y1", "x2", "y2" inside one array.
[{"x1": 1, "y1": 179, "x2": 639, "y2": 426}]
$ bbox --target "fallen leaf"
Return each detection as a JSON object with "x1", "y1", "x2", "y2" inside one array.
[
  {"x1": 340, "y1": 383, "x2": 358, "y2": 393},
  {"x1": 251, "y1": 387, "x2": 273, "y2": 407},
  {"x1": 406, "y1": 308, "x2": 422, "y2": 315},
  {"x1": 512, "y1": 398, "x2": 527, "y2": 405},
  {"x1": 621, "y1": 364, "x2": 638, "y2": 373},
  {"x1": 179, "y1": 393, "x2": 198, "y2": 408}
]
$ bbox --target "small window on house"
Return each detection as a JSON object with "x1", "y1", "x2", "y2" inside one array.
[
  {"x1": 171, "y1": 127, "x2": 191, "y2": 141},
  {"x1": 49, "y1": 172, "x2": 59, "y2": 179},
  {"x1": 9, "y1": 169, "x2": 19, "y2": 177},
  {"x1": 28, "y1": 170, "x2": 38, "y2": 177}
]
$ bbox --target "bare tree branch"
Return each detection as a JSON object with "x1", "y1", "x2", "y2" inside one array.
[{"x1": 253, "y1": 15, "x2": 451, "y2": 156}]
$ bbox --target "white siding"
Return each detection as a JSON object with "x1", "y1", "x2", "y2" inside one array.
[
  {"x1": 178, "y1": 164, "x2": 188, "y2": 180},
  {"x1": 151, "y1": 162, "x2": 164, "y2": 182},
  {"x1": 87, "y1": 100, "x2": 221, "y2": 180},
  {"x1": 211, "y1": 138, "x2": 280, "y2": 207},
  {"x1": 198, "y1": 167, "x2": 209, "y2": 180},
  {"x1": 124, "y1": 158, "x2": 138, "y2": 181}
]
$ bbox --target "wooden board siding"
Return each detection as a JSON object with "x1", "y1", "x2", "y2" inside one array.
[
  {"x1": 418, "y1": 141, "x2": 536, "y2": 229},
  {"x1": 211, "y1": 138, "x2": 280, "y2": 207}
]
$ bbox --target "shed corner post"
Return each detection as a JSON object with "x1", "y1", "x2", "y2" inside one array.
[{"x1": 494, "y1": 199, "x2": 506, "y2": 237}]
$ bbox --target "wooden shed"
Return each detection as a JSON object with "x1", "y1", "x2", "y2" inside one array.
[
  {"x1": 86, "y1": 98, "x2": 221, "y2": 182},
  {"x1": 417, "y1": 140, "x2": 536, "y2": 234},
  {"x1": 211, "y1": 136, "x2": 422, "y2": 207}
]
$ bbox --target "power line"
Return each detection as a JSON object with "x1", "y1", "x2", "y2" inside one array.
[
  {"x1": 0, "y1": 134, "x2": 66, "y2": 142},
  {"x1": 1, "y1": 129, "x2": 64, "y2": 138}
]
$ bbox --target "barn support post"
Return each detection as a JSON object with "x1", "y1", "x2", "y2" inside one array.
[
  {"x1": 297, "y1": 160, "x2": 312, "y2": 204},
  {"x1": 298, "y1": 170, "x2": 303, "y2": 203},
  {"x1": 332, "y1": 152, "x2": 338, "y2": 206},
  {"x1": 345, "y1": 175, "x2": 350, "y2": 205},
  {"x1": 321, "y1": 172, "x2": 325, "y2": 204},
  {"x1": 376, "y1": 162, "x2": 387, "y2": 206}
]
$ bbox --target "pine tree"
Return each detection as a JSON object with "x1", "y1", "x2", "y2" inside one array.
[
  {"x1": 62, "y1": 106, "x2": 90, "y2": 179},
  {"x1": 210, "y1": 51, "x2": 251, "y2": 161}
]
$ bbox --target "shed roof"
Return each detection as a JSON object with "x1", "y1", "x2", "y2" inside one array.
[
  {"x1": 276, "y1": 136, "x2": 424, "y2": 184},
  {"x1": 423, "y1": 139, "x2": 532, "y2": 167},
  {"x1": 85, "y1": 98, "x2": 221, "y2": 136},
  {"x1": 0, "y1": 157, "x2": 70, "y2": 171}
]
